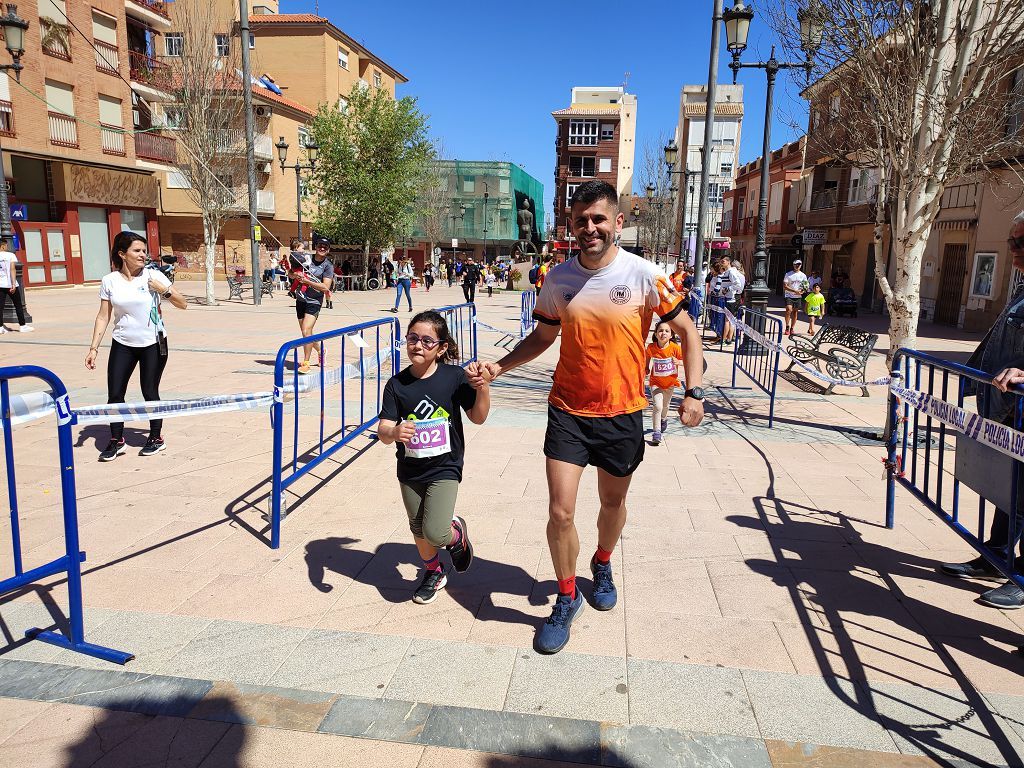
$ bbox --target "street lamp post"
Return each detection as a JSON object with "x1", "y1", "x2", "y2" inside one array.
[
  {"x1": 722, "y1": 0, "x2": 822, "y2": 315},
  {"x1": 451, "y1": 202, "x2": 467, "y2": 257},
  {"x1": 0, "y1": 5, "x2": 29, "y2": 325},
  {"x1": 481, "y1": 182, "x2": 489, "y2": 264},
  {"x1": 274, "y1": 136, "x2": 320, "y2": 242},
  {"x1": 664, "y1": 140, "x2": 702, "y2": 265}
]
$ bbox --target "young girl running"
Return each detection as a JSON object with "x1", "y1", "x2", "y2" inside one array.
[
  {"x1": 378, "y1": 311, "x2": 491, "y2": 604},
  {"x1": 646, "y1": 320, "x2": 684, "y2": 446}
]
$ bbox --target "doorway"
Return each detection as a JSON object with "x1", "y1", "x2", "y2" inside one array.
[
  {"x1": 935, "y1": 243, "x2": 968, "y2": 325},
  {"x1": 79, "y1": 207, "x2": 110, "y2": 281}
]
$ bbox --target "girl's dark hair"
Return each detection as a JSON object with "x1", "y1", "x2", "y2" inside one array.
[
  {"x1": 409, "y1": 310, "x2": 460, "y2": 364},
  {"x1": 651, "y1": 319, "x2": 671, "y2": 343},
  {"x1": 110, "y1": 231, "x2": 147, "y2": 271}
]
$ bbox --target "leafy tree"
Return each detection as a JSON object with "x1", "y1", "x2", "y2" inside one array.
[{"x1": 308, "y1": 85, "x2": 433, "y2": 281}]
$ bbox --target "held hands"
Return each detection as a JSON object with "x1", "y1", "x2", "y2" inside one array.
[
  {"x1": 393, "y1": 420, "x2": 416, "y2": 444},
  {"x1": 466, "y1": 361, "x2": 498, "y2": 390},
  {"x1": 678, "y1": 396, "x2": 704, "y2": 428},
  {"x1": 993, "y1": 367, "x2": 1024, "y2": 393}
]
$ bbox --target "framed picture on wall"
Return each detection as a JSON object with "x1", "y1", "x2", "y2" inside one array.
[{"x1": 969, "y1": 252, "x2": 997, "y2": 300}]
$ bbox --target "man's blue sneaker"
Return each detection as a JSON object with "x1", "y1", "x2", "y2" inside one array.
[
  {"x1": 535, "y1": 590, "x2": 584, "y2": 654},
  {"x1": 590, "y1": 556, "x2": 617, "y2": 611}
]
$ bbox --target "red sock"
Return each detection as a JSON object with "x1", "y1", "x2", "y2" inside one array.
[
  {"x1": 594, "y1": 546, "x2": 613, "y2": 564},
  {"x1": 422, "y1": 554, "x2": 441, "y2": 573},
  {"x1": 557, "y1": 575, "x2": 576, "y2": 598}
]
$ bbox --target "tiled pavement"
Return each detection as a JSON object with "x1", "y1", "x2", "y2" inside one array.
[{"x1": 0, "y1": 282, "x2": 1022, "y2": 767}]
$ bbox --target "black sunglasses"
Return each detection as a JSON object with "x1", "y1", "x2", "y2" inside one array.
[{"x1": 1008, "y1": 235, "x2": 1024, "y2": 251}]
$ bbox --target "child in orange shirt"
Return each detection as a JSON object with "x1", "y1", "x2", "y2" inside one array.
[{"x1": 646, "y1": 320, "x2": 684, "y2": 446}]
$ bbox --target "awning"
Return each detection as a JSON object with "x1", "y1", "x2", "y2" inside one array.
[
  {"x1": 820, "y1": 241, "x2": 854, "y2": 252},
  {"x1": 935, "y1": 218, "x2": 976, "y2": 231}
]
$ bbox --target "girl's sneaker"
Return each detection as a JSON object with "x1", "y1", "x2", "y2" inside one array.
[
  {"x1": 140, "y1": 437, "x2": 166, "y2": 456},
  {"x1": 651, "y1": 431, "x2": 662, "y2": 446},
  {"x1": 413, "y1": 565, "x2": 448, "y2": 604},
  {"x1": 447, "y1": 516, "x2": 474, "y2": 572}
]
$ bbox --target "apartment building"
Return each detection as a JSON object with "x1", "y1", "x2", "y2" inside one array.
[
  {"x1": 551, "y1": 86, "x2": 636, "y2": 242},
  {"x1": 673, "y1": 84, "x2": 743, "y2": 259},
  {"x1": 5, "y1": 0, "x2": 181, "y2": 287},
  {"x1": 720, "y1": 137, "x2": 804, "y2": 291}
]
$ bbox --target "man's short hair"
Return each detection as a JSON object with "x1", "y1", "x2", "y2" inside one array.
[
  {"x1": 569, "y1": 180, "x2": 619, "y2": 211},
  {"x1": 1014, "y1": 210, "x2": 1024, "y2": 226}
]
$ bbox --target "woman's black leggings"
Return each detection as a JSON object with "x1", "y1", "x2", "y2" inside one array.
[
  {"x1": 107, "y1": 339, "x2": 167, "y2": 440},
  {"x1": 0, "y1": 288, "x2": 26, "y2": 326}
]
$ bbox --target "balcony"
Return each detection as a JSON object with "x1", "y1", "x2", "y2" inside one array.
[
  {"x1": 213, "y1": 130, "x2": 273, "y2": 161},
  {"x1": 40, "y1": 19, "x2": 71, "y2": 61},
  {"x1": 94, "y1": 40, "x2": 119, "y2": 75},
  {"x1": 129, "y1": 50, "x2": 173, "y2": 95},
  {"x1": 125, "y1": 0, "x2": 172, "y2": 29},
  {"x1": 48, "y1": 111, "x2": 78, "y2": 148},
  {"x1": 100, "y1": 124, "x2": 126, "y2": 156},
  {"x1": 228, "y1": 189, "x2": 275, "y2": 215},
  {"x1": 810, "y1": 188, "x2": 838, "y2": 210},
  {"x1": 0, "y1": 100, "x2": 14, "y2": 138},
  {"x1": 134, "y1": 131, "x2": 176, "y2": 163}
]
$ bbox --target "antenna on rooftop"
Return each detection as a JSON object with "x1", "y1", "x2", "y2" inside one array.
[{"x1": 622, "y1": 70, "x2": 631, "y2": 91}]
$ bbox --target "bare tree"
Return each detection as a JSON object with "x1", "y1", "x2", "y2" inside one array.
[
  {"x1": 636, "y1": 133, "x2": 677, "y2": 266},
  {"x1": 770, "y1": 0, "x2": 1024, "y2": 353},
  {"x1": 415, "y1": 148, "x2": 453, "y2": 267},
  {"x1": 168, "y1": 0, "x2": 248, "y2": 305}
]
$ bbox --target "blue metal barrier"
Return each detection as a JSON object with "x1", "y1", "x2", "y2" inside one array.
[
  {"x1": 0, "y1": 365, "x2": 133, "y2": 664},
  {"x1": 520, "y1": 290, "x2": 537, "y2": 338},
  {"x1": 432, "y1": 302, "x2": 478, "y2": 366},
  {"x1": 270, "y1": 318, "x2": 400, "y2": 549},
  {"x1": 730, "y1": 306, "x2": 782, "y2": 428},
  {"x1": 885, "y1": 349, "x2": 1023, "y2": 590}
]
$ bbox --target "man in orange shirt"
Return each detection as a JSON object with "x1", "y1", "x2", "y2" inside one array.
[{"x1": 473, "y1": 181, "x2": 705, "y2": 653}]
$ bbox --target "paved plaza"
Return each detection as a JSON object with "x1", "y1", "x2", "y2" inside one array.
[{"x1": 0, "y1": 281, "x2": 1021, "y2": 767}]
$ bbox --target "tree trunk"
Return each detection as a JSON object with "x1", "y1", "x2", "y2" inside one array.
[
  {"x1": 363, "y1": 240, "x2": 370, "y2": 287},
  {"x1": 884, "y1": 234, "x2": 927, "y2": 364},
  {"x1": 203, "y1": 215, "x2": 218, "y2": 307}
]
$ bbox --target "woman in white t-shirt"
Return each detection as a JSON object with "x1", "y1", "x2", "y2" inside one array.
[
  {"x1": 85, "y1": 231, "x2": 187, "y2": 461},
  {"x1": 0, "y1": 246, "x2": 31, "y2": 333}
]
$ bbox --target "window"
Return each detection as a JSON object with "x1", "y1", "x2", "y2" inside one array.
[
  {"x1": 1009, "y1": 68, "x2": 1024, "y2": 139},
  {"x1": 566, "y1": 183, "x2": 580, "y2": 204},
  {"x1": 720, "y1": 161, "x2": 733, "y2": 176},
  {"x1": 214, "y1": 34, "x2": 229, "y2": 58},
  {"x1": 373, "y1": 70, "x2": 382, "y2": 88},
  {"x1": 568, "y1": 119, "x2": 598, "y2": 146},
  {"x1": 830, "y1": 94, "x2": 841, "y2": 119},
  {"x1": 463, "y1": 176, "x2": 475, "y2": 193},
  {"x1": 598, "y1": 157, "x2": 611, "y2": 173},
  {"x1": 569, "y1": 156, "x2": 596, "y2": 177},
  {"x1": 162, "y1": 106, "x2": 183, "y2": 129},
  {"x1": 166, "y1": 169, "x2": 190, "y2": 189},
  {"x1": 715, "y1": 221, "x2": 722, "y2": 235},
  {"x1": 338, "y1": 47, "x2": 349, "y2": 69},
  {"x1": 337, "y1": 96, "x2": 348, "y2": 113},
  {"x1": 499, "y1": 178, "x2": 510, "y2": 194},
  {"x1": 98, "y1": 94, "x2": 122, "y2": 126},
  {"x1": 708, "y1": 182, "x2": 730, "y2": 205},
  {"x1": 248, "y1": 32, "x2": 255, "y2": 49},
  {"x1": 165, "y1": 32, "x2": 183, "y2": 57},
  {"x1": 738, "y1": 198, "x2": 745, "y2": 219},
  {"x1": 600, "y1": 123, "x2": 614, "y2": 140},
  {"x1": 298, "y1": 126, "x2": 312, "y2": 149},
  {"x1": 848, "y1": 168, "x2": 879, "y2": 204}
]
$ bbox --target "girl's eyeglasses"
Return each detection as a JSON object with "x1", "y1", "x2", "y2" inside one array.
[
  {"x1": 1008, "y1": 235, "x2": 1024, "y2": 251},
  {"x1": 405, "y1": 333, "x2": 440, "y2": 349}
]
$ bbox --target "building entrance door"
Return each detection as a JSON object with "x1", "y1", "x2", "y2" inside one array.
[
  {"x1": 17, "y1": 224, "x2": 73, "y2": 287},
  {"x1": 79, "y1": 207, "x2": 111, "y2": 281},
  {"x1": 935, "y1": 243, "x2": 968, "y2": 325}
]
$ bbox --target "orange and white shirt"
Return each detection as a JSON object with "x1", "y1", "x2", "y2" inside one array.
[
  {"x1": 646, "y1": 341, "x2": 683, "y2": 390},
  {"x1": 533, "y1": 248, "x2": 685, "y2": 417}
]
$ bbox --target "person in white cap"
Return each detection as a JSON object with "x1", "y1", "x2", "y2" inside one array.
[{"x1": 782, "y1": 258, "x2": 809, "y2": 336}]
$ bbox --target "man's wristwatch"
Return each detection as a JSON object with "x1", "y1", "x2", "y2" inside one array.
[{"x1": 684, "y1": 387, "x2": 705, "y2": 401}]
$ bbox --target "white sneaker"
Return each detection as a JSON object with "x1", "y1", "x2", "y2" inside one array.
[
  {"x1": 18, "y1": 325, "x2": 33, "y2": 333},
  {"x1": 0, "y1": 327, "x2": 8, "y2": 334}
]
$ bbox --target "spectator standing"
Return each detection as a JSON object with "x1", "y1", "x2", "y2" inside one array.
[
  {"x1": 0, "y1": 245, "x2": 31, "y2": 333},
  {"x1": 390, "y1": 257, "x2": 415, "y2": 313},
  {"x1": 462, "y1": 257, "x2": 481, "y2": 304},
  {"x1": 717, "y1": 256, "x2": 746, "y2": 344}
]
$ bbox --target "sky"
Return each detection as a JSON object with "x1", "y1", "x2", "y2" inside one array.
[{"x1": 280, "y1": 0, "x2": 810, "y2": 220}]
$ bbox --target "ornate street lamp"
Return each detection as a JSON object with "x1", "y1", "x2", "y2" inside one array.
[
  {"x1": 0, "y1": 6, "x2": 29, "y2": 324},
  {"x1": 275, "y1": 135, "x2": 319, "y2": 240},
  {"x1": 722, "y1": 0, "x2": 821, "y2": 316}
]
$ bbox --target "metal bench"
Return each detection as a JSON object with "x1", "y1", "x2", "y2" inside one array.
[
  {"x1": 227, "y1": 275, "x2": 274, "y2": 301},
  {"x1": 785, "y1": 324, "x2": 878, "y2": 396}
]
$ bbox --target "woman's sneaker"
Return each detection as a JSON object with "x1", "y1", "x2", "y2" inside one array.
[
  {"x1": 139, "y1": 437, "x2": 166, "y2": 456},
  {"x1": 447, "y1": 516, "x2": 473, "y2": 572},
  {"x1": 99, "y1": 439, "x2": 127, "y2": 462},
  {"x1": 651, "y1": 431, "x2": 662, "y2": 445},
  {"x1": 18, "y1": 325, "x2": 33, "y2": 332},
  {"x1": 413, "y1": 565, "x2": 448, "y2": 605}
]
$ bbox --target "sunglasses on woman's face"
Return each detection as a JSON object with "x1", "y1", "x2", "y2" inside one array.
[
  {"x1": 405, "y1": 333, "x2": 440, "y2": 349},
  {"x1": 1009, "y1": 234, "x2": 1024, "y2": 251}
]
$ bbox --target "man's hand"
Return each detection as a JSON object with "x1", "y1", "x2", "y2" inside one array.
[
  {"x1": 394, "y1": 420, "x2": 416, "y2": 444},
  {"x1": 466, "y1": 361, "x2": 492, "y2": 391},
  {"x1": 678, "y1": 396, "x2": 704, "y2": 427},
  {"x1": 993, "y1": 367, "x2": 1024, "y2": 393},
  {"x1": 473, "y1": 361, "x2": 501, "y2": 383}
]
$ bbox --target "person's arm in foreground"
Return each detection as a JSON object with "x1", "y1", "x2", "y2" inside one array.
[
  {"x1": 667, "y1": 310, "x2": 705, "y2": 426},
  {"x1": 466, "y1": 371, "x2": 491, "y2": 424},
  {"x1": 475, "y1": 322, "x2": 560, "y2": 382}
]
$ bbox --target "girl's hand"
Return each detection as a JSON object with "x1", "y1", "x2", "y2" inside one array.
[
  {"x1": 395, "y1": 420, "x2": 416, "y2": 444},
  {"x1": 85, "y1": 348, "x2": 98, "y2": 370}
]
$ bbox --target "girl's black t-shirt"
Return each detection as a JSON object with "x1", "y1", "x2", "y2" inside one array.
[{"x1": 379, "y1": 363, "x2": 477, "y2": 483}]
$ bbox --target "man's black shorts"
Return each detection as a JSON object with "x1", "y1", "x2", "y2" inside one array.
[
  {"x1": 544, "y1": 405, "x2": 645, "y2": 478},
  {"x1": 296, "y1": 298, "x2": 322, "y2": 319},
  {"x1": 784, "y1": 296, "x2": 803, "y2": 309}
]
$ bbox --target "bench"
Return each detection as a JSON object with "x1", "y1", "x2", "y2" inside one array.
[
  {"x1": 227, "y1": 276, "x2": 274, "y2": 301},
  {"x1": 785, "y1": 324, "x2": 878, "y2": 397}
]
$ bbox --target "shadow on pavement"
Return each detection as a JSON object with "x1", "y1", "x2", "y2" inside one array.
[
  {"x1": 60, "y1": 696, "x2": 244, "y2": 767},
  {"x1": 304, "y1": 537, "x2": 547, "y2": 627},
  {"x1": 481, "y1": 746, "x2": 644, "y2": 767},
  {"x1": 728, "y1": 428, "x2": 1024, "y2": 768},
  {"x1": 74, "y1": 424, "x2": 150, "y2": 452}
]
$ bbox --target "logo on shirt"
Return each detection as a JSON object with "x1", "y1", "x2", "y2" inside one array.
[
  {"x1": 609, "y1": 285, "x2": 631, "y2": 305},
  {"x1": 407, "y1": 395, "x2": 449, "y2": 421},
  {"x1": 562, "y1": 291, "x2": 575, "y2": 303}
]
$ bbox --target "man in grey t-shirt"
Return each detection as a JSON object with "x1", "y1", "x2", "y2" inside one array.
[{"x1": 294, "y1": 237, "x2": 334, "y2": 374}]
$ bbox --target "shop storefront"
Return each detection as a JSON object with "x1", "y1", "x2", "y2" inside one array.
[{"x1": 9, "y1": 156, "x2": 159, "y2": 287}]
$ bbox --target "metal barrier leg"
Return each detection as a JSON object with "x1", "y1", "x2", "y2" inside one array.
[{"x1": 1, "y1": 380, "x2": 23, "y2": 577}]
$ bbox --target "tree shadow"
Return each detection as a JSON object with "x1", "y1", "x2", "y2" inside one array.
[
  {"x1": 726, "y1": 427, "x2": 1024, "y2": 768},
  {"x1": 304, "y1": 537, "x2": 548, "y2": 627},
  {"x1": 60, "y1": 695, "x2": 245, "y2": 767}
]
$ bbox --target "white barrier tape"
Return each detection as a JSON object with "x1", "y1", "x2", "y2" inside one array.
[
  {"x1": 890, "y1": 383, "x2": 1024, "y2": 463},
  {"x1": 707, "y1": 303, "x2": 892, "y2": 389},
  {"x1": 6, "y1": 344, "x2": 398, "y2": 427}
]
